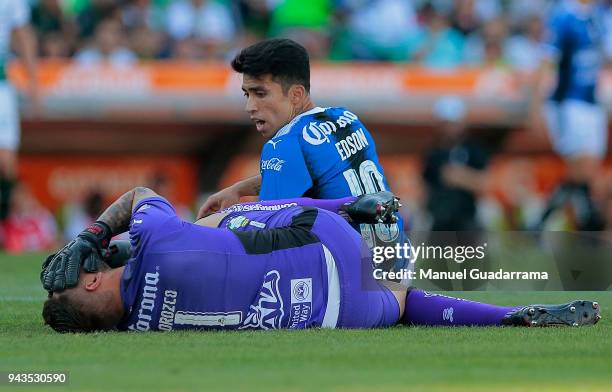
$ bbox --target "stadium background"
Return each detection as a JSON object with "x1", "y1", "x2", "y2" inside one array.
[
  {"x1": 1, "y1": 2, "x2": 612, "y2": 391},
  {"x1": 4, "y1": 0, "x2": 612, "y2": 247}
]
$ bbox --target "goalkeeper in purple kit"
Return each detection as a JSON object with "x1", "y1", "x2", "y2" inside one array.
[{"x1": 40, "y1": 187, "x2": 601, "y2": 333}]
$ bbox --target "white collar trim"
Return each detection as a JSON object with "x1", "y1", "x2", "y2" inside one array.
[{"x1": 273, "y1": 106, "x2": 325, "y2": 139}]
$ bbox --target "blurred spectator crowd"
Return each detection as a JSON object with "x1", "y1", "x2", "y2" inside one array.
[
  {"x1": 25, "y1": 0, "x2": 612, "y2": 68},
  {"x1": 0, "y1": 171, "x2": 196, "y2": 253}
]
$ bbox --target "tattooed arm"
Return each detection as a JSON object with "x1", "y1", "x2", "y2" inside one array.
[
  {"x1": 41, "y1": 187, "x2": 159, "y2": 292},
  {"x1": 98, "y1": 187, "x2": 159, "y2": 235}
]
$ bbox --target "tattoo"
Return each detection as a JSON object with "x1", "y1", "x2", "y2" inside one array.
[
  {"x1": 98, "y1": 190, "x2": 135, "y2": 236},
  {"x1": 97, "y1": 187, "x2": 154, "y2": 236}
]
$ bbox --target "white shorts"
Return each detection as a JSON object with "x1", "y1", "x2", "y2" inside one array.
[
  {"x1": 543, "y1": 99, "x2": 608, "y2": 158},
  {"x1": 0, "y1": 81, "x2": 20, "y2": 150}
]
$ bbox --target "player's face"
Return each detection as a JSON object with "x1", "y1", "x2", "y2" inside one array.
[
  {"x1": 241, "y1": 74, "x2": 295, "y2": 140},
  {"x1": 439, "y1": 120, "x2": 465, "y2": 141}
]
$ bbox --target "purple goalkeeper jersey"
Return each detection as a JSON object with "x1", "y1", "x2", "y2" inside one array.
[{"x1": 117, "y1": 197, "x2": 330, "y2": 332}]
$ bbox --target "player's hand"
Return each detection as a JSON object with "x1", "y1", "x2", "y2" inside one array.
[
  {"x1": 441, "y1": 164, "x2": 468, "y2": 188},
  {"x1": 442, "y1": 164, "x2": 488, "y2": 194},
  {"x1": 40, "y1": 222, "x2": 112, "y2": 292},
  {"x1": 526, "y1": 99, "x2": 545, "y2": 135},
  {"x1": 197, "y1": 186, "x2": 242, "y2": 219}
]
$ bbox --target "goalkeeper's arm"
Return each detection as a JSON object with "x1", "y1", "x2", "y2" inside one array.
[
  {"x1": 41, "y1": 187, "x2": 158, "y2": 292},
  {"x1": 97, "y1": 187, "x2": 159, "y2": 235}
]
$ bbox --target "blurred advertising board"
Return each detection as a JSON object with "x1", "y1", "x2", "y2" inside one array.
[
  {"x1": 18, "y1": 154, "x2": 198, "y2": 211},
  {"x1": 9, "y1": 61, "x2": 611, "y2": 126}
]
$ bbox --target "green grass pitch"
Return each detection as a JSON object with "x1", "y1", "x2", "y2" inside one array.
[{"x1": 1, "y1": 253, "x2": 611, "y2": 392}]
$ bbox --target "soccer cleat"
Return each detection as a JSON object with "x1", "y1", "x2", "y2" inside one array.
[
  {"x1": 340, "y1": 191, "x2": 400, "y2": 224},
  {"x1": 502, "y1": 300, "x2": 601, "y2": 327}
]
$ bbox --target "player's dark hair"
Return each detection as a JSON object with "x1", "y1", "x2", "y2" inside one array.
[
  {"x1": 231, "y1": 38, "x2": 310, "y2": 93},
  {"x1": 42, "y1": 293, "x2": 112, "y2": 333}
]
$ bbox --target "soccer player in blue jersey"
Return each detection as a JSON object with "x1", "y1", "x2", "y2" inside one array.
[
  {"x1": 41, "y1": 187, "x2": 600, "y2": 333},
  {"x1": 197, "y1": 39, "x2": 405, "y2": 274},
  {"x1": 532, "y1": 0, "x2": 607, "y2": 230}
]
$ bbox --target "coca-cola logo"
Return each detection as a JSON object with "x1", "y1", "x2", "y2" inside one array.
[{"x1": 261, "y1": 157, "x2": 285, "y2": 172}]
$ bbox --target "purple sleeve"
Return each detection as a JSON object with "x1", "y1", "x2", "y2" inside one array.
[{"x1": 129, "y1": 197, "x2": 182, "y2": 248}]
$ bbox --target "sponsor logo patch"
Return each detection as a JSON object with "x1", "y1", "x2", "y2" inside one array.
[
  {"x1": 302, "y1": 111, "x2": 359, "y2": 145},
  {"x1": 128, "y1": 269, "x2": 161, "y2": 331},
  {"x1": 261, "y1": 157, "x2": 285, "y2": 172},
  {"x1": 227, "y1": 216, "x2": 250, "y2": 230},
  {"x1": 240, "y1": 270, "x2": 284, "y2": 330},
  {"x1": 248, "y1": 220, "x2": 266, "y2": 229},
  {"x1": 303, "y1": 121, "x2": 337, "y2": 145},
  {"x1": 222, "y1": 202, "x2": 298, "y2": 213},
  {"x1": 443, "y1": 307, "x2": 454, "y2": 323},
  {"x1": 289, "y1": 278, "x2": 313, "y2": 329}
]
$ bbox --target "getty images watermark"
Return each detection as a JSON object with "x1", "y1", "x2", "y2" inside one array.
[{"x1": 372, "y1": 242, "x2": 549, "y2": 282}]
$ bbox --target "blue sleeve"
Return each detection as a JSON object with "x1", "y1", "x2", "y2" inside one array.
[
  {"x1": 543, "y1": 11, "x2": 569, "y2": 60},
  {"x1": 259, "y1": 136, "x2": 313, "y2": 200},
  {"x1": 129, "y1": 197, "x2": 182, "y2": 249}
]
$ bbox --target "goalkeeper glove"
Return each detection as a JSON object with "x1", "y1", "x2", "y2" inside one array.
[{"x1": 40, "y1": 222, "x2": 112, "y2": 292}]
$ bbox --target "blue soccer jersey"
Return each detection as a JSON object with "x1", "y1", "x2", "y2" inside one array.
[
  {"x1": 545, "y1": 0, "x2": 605, "y2": 104},
  {"x1": 259, "y1": 106, "x2": 402, "y2": 249},
  {"x1": 259, "y1": 106, "x2": 391, "y2": 200}
]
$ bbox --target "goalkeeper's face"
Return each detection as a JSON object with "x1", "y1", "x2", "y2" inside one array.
[
  {"x1": 42, "y1": 270, "x2": 123, "y2": 333},
  {"x1": 242, "y1": 74, "x2": 302, "y2": 140}
]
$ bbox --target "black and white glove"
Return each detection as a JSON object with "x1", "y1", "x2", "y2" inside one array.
[{"x1": 41, "y1": 222, "x2": 112, "y2": 292}]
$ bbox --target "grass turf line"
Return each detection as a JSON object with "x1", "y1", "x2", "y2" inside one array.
[{"x1": 1, "y1": 253, "x2": 611, "y2": 392}]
